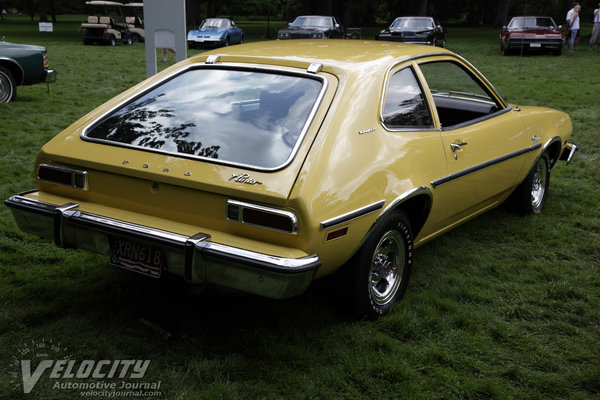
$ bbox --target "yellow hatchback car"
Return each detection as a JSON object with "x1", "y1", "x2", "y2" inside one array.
[{"x1": 5, "y1": 40, "x2": 577, "y2": 318}]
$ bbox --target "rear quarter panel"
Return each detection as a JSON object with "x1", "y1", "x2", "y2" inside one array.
[{"x1": 290, "y1": 61, "x2": 446, "y2": 277}]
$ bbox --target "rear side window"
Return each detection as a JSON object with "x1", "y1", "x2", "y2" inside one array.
[
  {"x1": 382, "y1": 67, "x2": 433, "y2": 129},
  {"x1": 84, "y1": 68, "x2": 324, "y2": 170},
  {"x1": 418, "y1": 61, "x2": 502, "y2": 128}
]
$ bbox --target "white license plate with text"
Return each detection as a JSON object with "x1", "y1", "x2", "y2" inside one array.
[{"x1": 109, "y1": 238, "x2": 163, "y2": 278}]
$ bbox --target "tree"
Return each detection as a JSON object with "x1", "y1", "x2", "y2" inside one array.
[{"x1": 495, "y1": 0, "x2": 510, "y2": 27}]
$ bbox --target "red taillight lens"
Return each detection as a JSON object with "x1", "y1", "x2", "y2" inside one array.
[
  {"x1": 42, "y1": 51, "x2": 48, "y2": 68},
  {"x1": 227, "y1": 200, "x2": 298, "y2": 234},
  {"x1": 37, "y1": 164, "x2": 88, "y2": 190}
]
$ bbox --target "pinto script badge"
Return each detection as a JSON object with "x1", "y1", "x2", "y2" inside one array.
[{"x1": 229, "y1": 173, "x2": 263, "y2": 185}]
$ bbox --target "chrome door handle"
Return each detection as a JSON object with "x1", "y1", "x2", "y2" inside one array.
[{"x1": 450, "y1": 141, "x2": 468, "y2": 152}]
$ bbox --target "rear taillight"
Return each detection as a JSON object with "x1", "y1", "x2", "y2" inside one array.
[
  {"x1": 42, "y1": 51, "x2": 48, "y2": 68},
  {"x1": 37, "y1": 164, "x2": 88, "y2": 190},
  {"x1": 227, "y1": 200, "x2": 298, "y2": 234}
]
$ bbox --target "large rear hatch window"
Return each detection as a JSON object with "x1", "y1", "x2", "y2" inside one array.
[{"x1": 83, "y1": 68, "x2": 325, "y2": 170}]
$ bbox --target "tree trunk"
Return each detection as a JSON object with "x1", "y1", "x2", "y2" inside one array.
[{"x1": 494, "y1": 0, "x2": 510, "y2": 27}]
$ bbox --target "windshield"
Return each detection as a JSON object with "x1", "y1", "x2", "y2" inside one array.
[
  {"x1": 84, "y1": 68, "x2": 324, "y2": 169},
  {"x1": 200, "y1": 19, "x2": 230, "y2": 29},
  {"x1": 391, "y1": 18, "x2": 434, "y2": 31},
  {"x1": 509, "y1": 17, "x2": 556, "y2": 29},
  {"x1": 291, "y1": 17, "x2": 332, "y2": 28}
]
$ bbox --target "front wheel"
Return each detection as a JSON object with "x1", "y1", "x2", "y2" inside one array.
[
  {"x1": 508, "y1": 153, "x2": 551, "y2": 215},
  {"x1": 350, "y1": 211, "x2": 413, "y2": 319},
  {"x1": 0, "y1": 66, "x2": 17, "y2": 103}
]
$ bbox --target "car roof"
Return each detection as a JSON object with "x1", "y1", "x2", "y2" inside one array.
[{"x1": 197, "y1": 40, "x2": 451, "y2": 73}]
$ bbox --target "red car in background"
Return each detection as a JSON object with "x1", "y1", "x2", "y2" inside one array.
[{"x1": 500, "y1": 16, "x2": 565, "y2": 55}]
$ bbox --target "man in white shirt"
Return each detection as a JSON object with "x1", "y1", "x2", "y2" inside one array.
[
  {"x1": 567, "y1": 3, "x2": 581, "y2": 51},
  {"x1": 590, "y1": 3, "x2": 600, "y2": 50}
]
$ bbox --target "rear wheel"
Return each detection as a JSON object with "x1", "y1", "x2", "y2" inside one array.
[
  {"x1": 508, "y1": 153, "x2": 551, "y2": 215},
  {"x1": 0, "y1": 66, "x2": 17, "y2": 103},
  {"x1": 350, "y1": 211, "x2": 413, "y2": 319}
]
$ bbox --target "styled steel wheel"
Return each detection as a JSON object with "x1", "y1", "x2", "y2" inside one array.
[
  {"x1": 0, "y1": 66, "x2": 17, "y2": 103},
  {"x1": 530, "y1": 155, "x2": 549, "y2": 213},
  {"x1": 351, "y1": 211, "x2": 412, "y2": 319},
  {"x1": 369, "y1": 231, "x2": 405, "y2": 306},
  {"x1": 508, "y1": 153, "x2": 551, "y2": 215}
]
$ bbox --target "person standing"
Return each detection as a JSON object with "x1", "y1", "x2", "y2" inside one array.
[
  {"x1": 568, "y1": 4, "x2": 582, "y2": 51},
  {"x1": 590, "y1": 3, "x2": 600, "y2": 51}
]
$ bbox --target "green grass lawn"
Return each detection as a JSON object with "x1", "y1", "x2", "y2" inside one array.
[{"x1": 1, "y1": 15, "x2": 599, "y2": 400}]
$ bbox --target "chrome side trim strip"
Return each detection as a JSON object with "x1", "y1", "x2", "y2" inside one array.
[
  {"x1": 320, "y1": 200, "x2": 386, "y2": 231},
  {"x1": 431, "y1": 143, "x2": 542, "y2": 188},
  {"x1": 377, "y1": 186, "x2": 433, "y2": 223}
]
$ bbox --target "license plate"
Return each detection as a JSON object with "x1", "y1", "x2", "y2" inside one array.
[
  {"x1": 530, "y1": 43, "x2": 541, "y2": 48},
  {"x1": 109, "y1": 238, "x2": 163, "y2": 278}
]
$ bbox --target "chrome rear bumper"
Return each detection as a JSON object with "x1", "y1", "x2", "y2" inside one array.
[
  {"x1": 44, "y1": 69, "x2": 57, "y2": 84},
  {"x1": 5, "y1": 193, "x2": 320, "y2": 299},
  {"x1": 559, "y1": 141, "x2": 578, "y2": 165}
]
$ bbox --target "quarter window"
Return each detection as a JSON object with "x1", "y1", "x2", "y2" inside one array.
[
  {"x1": 418, "y1": 61, "x2": 503, "y2": 128},
  {"x1": 382, "y1": 67, "x2": 433, "y2": 129}
]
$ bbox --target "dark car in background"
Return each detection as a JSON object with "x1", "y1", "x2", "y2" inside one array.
[
  {"x1": 0, "y1": 39, "x2": 57, "y2": 102},
  {"x1": 500, "y1": 16, "x2": 564, "y2": 55},
  {"x1": 277, "y1": 15, "x2": 344, "y2": 39},
  {"x1": 376, "y1": 16, "x2": 446, "y2": 47}
]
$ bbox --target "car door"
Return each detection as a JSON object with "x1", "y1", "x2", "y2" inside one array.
[{"x1": 415, "y1": 58, "x2": 533, "y2": 232}]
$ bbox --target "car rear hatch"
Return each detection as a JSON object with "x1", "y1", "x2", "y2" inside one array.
[{"x1": 6, "y1": 58, "x2": 338, "y2": 295}]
